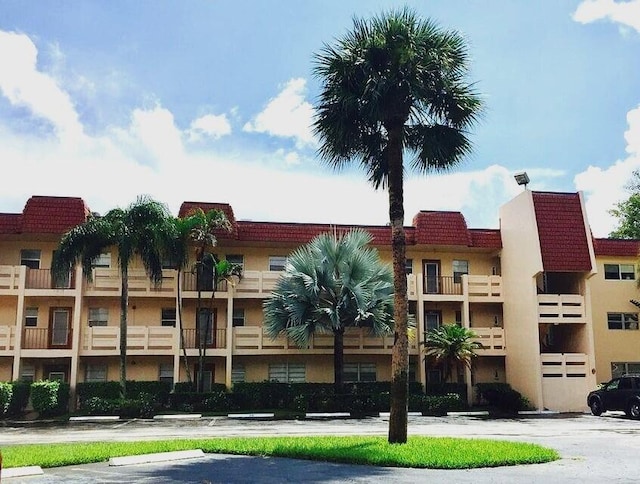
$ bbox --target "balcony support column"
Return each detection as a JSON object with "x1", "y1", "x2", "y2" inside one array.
[
  {"x1": 11, "y1": 265, "x2": 26, "y2": 380},
  {"x1": 69, "y1": 265, "x2": 84, "y2": 410},
  {"x1": 225, "y1": 291, "x2": 234, "y2": 389}
]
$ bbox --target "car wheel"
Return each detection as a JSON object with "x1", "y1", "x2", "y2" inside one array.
[
  {"x1": 590, "y1": 399, "x2": 603, "y2": 416},
  {"x1": 628, "y1": 401, "x2": 640, "y2": 419}
]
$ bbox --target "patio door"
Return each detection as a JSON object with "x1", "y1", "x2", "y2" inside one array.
[
  {"x1": 423, "y1": 260, "x2": 440, "y2": 294},
  {"x1": 49, "y1": 308, "x2": 71, "y2": 348}
]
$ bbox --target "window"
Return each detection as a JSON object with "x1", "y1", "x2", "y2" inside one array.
[
  {"x1": 231, "y1": 363, "x2": 245, "y2": 384},
  {"x1": 20, "y1": 364, "x2": 35, "y2": 383},
  {"x1": 88, "y1": 308, "x2": 108, "y2": 327},
  {"x1": 455, "y1": 310, "x2": 462, "y2": 325},
  {"x1": 226, "y1": 254, "x2": 244, "y2": 270},
  {"x1": 452, "y1": 260, "x2": 469, "y2": 283},
  {"x1": 159, "y1": 363, "x2": 174, "y2": 385},
  {"x1": 48, "y1": 371, "x2": 66, "y2": 382},
  {"x1": 24, "y1": 308, "x2": 38, "y2": 327},
  {"x1": 405, "y1": 259, "x2": 413, "y2": 274},
  {"x1": 344, "y1": 363, "x2": 376, "y2": 382},
  {"x1": 232, "y1": 308, "x2": 245, "y2": 327},
  {"x1": 604, "y1": 263, "x2": 635, "y2": 280},
  {"x1": 268, "y1": 363, "x2": 305, "y2": 382},
  {"x1": 425, "y1": 310, "x2": 441, "y2": 331},
  {"x1": 427, "y1": 369, "x2": 442, "y2": 384},
  {"x1": 607, "y1": 313, "x2": 639, "y2": 330},
  {"x1": 269, "y1": 256, "x2": 287, "y2": 272},
  {"x1": 20, "y1": 249, "x2": 41, "y2": 269},
  {"x1": 197, "y1": 308, "x2": 215, "y2": 345},
  {"x1": 161, "y1": 308, "x2": 176, "y2": 327},
  {"x1": 86, "y1": 364, "x2": 107, "y2": 382},
  {"x1": 612, "y1": 362, "x2": 640, "y2": 378},
  {"x1": 93, "y1": 253, "x2": 111, "y2": 268},
  {"x1": 195, "y1": 365, "x2": 213, "y2": 392}
]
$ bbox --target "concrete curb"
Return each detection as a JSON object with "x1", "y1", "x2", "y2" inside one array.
[
  {"x1": 109, "y1": 449, "x2": 205, "y2": 467},
  {"x1": 1, "y1": 465, "x2": 44, "y2": 479},
  {"x1": 305, "y1": 412, "x2": 351, "y2": 418},
  {"x1": 153, "y1": 414, "x2": 202, "y2": 420},
  {"x1": 69, "y1": 416, "x2": 120, "y2": 422},
  {"x1": 227, "y1": 413, "x2": 274, "y2": 419}
]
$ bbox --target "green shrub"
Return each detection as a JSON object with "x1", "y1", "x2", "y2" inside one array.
[
  {"x1": 126, "y1": 381, "x2": 172, "y2": 407},
  {"x1": 76, "y1": 381, "x2": 121, "y2": 406},
  {"x1": 7, "y1": 381, "x2": 30, "y2": 416},
  {"x1": 0, "y1": 381, "x2": 12, "y2": 416},
  {"x1": 168, "y1": 390, "x2": 229, "y2": 412},
  {"x1": 81, "y1": 397, "x2": 118, "y2": 416},
  {"x1": 31, "y1": 380, "x2": 69, "y2": 417},
  {"x1": 476, "y1": 383, "x2": 528, "y2": 414}
]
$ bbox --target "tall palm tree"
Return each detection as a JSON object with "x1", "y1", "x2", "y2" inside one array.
[
  {"x1": 52, "y1": 196, "x2": 173, "y2": 398},
  {"x1": 424, "y1": 323, "x2": 481, "y2": 384},
  {"x1": 263, "y1": 229, "x2": 394, "y2": 393},
  {"x1": 313, "y1": 7, "x2": 482, "y2": 442}
]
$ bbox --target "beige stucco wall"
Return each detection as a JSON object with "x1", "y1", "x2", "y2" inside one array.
[
  {"x1": 590, "y1": 255, "x2": 640, "y2": 382},
  {"x1": 499, "y1": 190, "x2": 545, "y2": 409}
]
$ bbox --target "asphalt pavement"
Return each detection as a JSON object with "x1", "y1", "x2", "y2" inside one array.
[{"x1": 1, "y1": 412, "x2": 640, "y2": 483}]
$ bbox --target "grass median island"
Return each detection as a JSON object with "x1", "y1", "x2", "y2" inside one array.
[{"x1": 1, "y1": 436, "x2": 559, "y2": 470}]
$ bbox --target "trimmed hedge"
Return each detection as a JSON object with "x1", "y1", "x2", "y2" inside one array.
[
  {"x1": 31, "y1": 380, "x2": 70, "y2": 417},
  {"x1": 77, "y1": 380, "x2": 172, "y2": 408},
  {"x1": 0, "y1": 381, "x2": 12, "y2": 416},
  {"x1": 476, "y1": 382, "x2": 530, "y2": 414},
  {"x1": 7, "y1": 381, "x2": 30, "y2": 417}
]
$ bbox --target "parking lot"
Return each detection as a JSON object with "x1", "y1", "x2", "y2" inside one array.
[{"x1": 2, "y1": 412, "x2": 640, "y2": 483}]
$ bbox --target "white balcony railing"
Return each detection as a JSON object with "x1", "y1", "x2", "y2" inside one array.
[
  {"x1": 471, "y1": 327, "x2": 505, "y2": 354},
  {"x1": 85, "y1": 268, "x2": 177, "y2": 295},
  {"x1": 466, "y1": 275, "x2": 502, "y2": 300},
  {"x1": 0, "y1": 325, "x2": 15, "y2": 352},
  {"x1": 0, "y1": 265, "x2": 22, "y2": 292},
  {"x1": 538, "y1": 294, "x2": 585, "y2": 324},
  {"x1": 540, "y1": 353, "x2": 588, "y2": 378},
  {"x1": 233, "y1": 326, "x2": 417, "y2": 352},
  {"x1": 82, "y1": 325, "x2": 178, "y2": 353}
]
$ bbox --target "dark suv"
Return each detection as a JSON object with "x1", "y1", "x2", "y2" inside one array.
[{"x1": 587, "y1": 374, "x2": 640, "y2": 418}]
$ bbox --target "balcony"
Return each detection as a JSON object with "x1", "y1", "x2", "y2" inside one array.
[
  {"x1": 84, "y1": 268, "x2": 177, "y2": 296},
  {"x1": 24, "y1": 268, "x2": 75, "y2": 290},
  {"x1": 471, "y1": 327, "x2": 506, "y2": 355},
  {"x1": 22, "y1": 327, "x2": 71, "y2": 350},
  {"x1": 0, "y1": 265, "x2": 22, "y2": 293},
  {"x1": 81, "y1": 325, "x2": 180, "y2": 355},
  {"x1": 181, "y1": 273, "x2": 228, "y2": 294},
  {"x1": 540, "y1": 353, "x2": 588, "y2": 378},
  {"x1": 182, "y1": 328, "x2": 227, "y2": 350},
  {"x1": 423, "y1": 276, "x2": 463, "y2": 297},
  {"x1": 233, "y1": 270, "x2": 281, "y2": 296},
  {"x1": 232, "y1": 326, "x2": 418, "y2": 354},
  {"x1": 0, "y1": 325, "x2": 15, "y2": 353},
  {"x1": 538, "y1": 295, "x2": 585, "y2": 324},
  {"x1": 466, "y1": 275, "x2": 503, "y2": 302}
]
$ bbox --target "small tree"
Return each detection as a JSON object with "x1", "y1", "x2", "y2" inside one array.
[
  {"x1": 424, "y1": 323, "x2": 481, "y2": 383},
  {"x1": 263, "y1": 229, "x2": 394, "y2": 393},
  {"x1": 609, "y1": 170, "x2": 640, "y2": 239}
]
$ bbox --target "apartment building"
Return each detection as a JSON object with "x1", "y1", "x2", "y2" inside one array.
[{"x1": 0, "y1": 190, "x2": 638, "y2": 412}]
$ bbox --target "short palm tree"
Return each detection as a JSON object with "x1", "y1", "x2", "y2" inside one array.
[
  {"x1": 424, "y1": 323, "x2": 481, "y2": 384},
  {"x1": 313, "y1": 7, "x2": 483, "y2": 443},
  {"x1": 263, "y1": 229, "x2": 394, "y2": 393},
  {"x1": 52, "y1": 196, "x2": 173, "y2": 398}
]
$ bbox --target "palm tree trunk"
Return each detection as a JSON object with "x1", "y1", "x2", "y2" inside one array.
[
  {"x1": 333, "y1": 328, "x2": 345, "y2": 395},
  {"x1": 387, "y1": 123, "x2": 409, "y2": 444},
  {"x1": 119, "y1": 266, "x2": 129, "y2": 399},
  {"x1": 196, "y1": 262, "x2": 204, "y2": 393},
  {"x1": 177, "y1": 269, "x2": 192, "y2": 385}
]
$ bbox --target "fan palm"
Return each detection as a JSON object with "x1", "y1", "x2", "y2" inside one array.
[
  {"x1": 52, "y1": 196, "x2": 173, "y2": 398},
  {"x1": 424, "y1": 323, "x2": 481, "y2": 384},
  {"x1": 313, "y1": 7, "x2": 482, "y2": 442},
  {"x1": 263, "y1": 229, "x2": 394, "y2": 393}
]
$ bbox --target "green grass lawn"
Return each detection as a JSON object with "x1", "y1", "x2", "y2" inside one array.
[{"x1": 1, "y1": 435, "x2": 559, "y2": 470}]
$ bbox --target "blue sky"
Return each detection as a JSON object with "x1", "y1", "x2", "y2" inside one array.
[{"x1": 0, "y1": 1, "x2": 639, "y2": 236}]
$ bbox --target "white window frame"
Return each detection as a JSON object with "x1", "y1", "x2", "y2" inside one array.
[
  {"x1": 161, "y1": 308, "x2": 177, "y2": 327},
  {"x1": 607, "y1": 312, "x2": 639, "y2": 330},
  {"x1": 604, "y1": 263, "x2": 635, "y2": 280},
  {"x1": 48, "y1": 371, "x2": 66, "y2": 382},
  {"x1": 93, "y1": 253, "x2": 112, "y2": 268},
  {"x1": 452, "y1": 260, "x2": 469, "y2": 283},
  {"x1": 20, "y1": 249, "x2": 41, "y2": 269},
  {"x1": 24, "y1": 307, "x2": 38, "y2": 327},
  {"x1": 231, "y1": 363, "x2": 245, "y2": 384},
  {"x1": 159, "y1": 363, "x2": 174, "y2": 384},
  {"x1": 612, "y1": 362, "x2": 640, "y2": 378},
  {"x1": 88, "y1": 307, "x2": 109, "y2": 327},
  {"x1": 269, "y1": 256, "x2": 287, "y2": 272},
  {"x1": 268, "y1": 363, "x2": 305, "y2": 383},
  {"x1": 226, "y1": 254, "x2": 244, "y2": 270},
  {"x1": 86, "y1": 364, "x2": 107, "y2": 382},
  {"x1": 344, "y1": 363, "x2": 377, "y2": 382},
  {"x1": 232, "y1": 308, "x2": 245, "y2": 327},
  {"x1": 21, "y1": 363, "x2": 35, "y2": 383}
]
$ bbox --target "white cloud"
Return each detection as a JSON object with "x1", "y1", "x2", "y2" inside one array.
[
  {"x1": 573, "y1": 0, "x2": 640, "y2": 33},
  {"x1": 0, "y1": 30, "x2": 84, "y2": 143},
  {"x1": 575, "y1": 104, "x2": 640, "y2": 237},
  {"x1": 188, "y1": 113, "x2": 232, "y2": 141},
  {"x1": 243, "y1": 77, "x2": 316, "y2": 148}
]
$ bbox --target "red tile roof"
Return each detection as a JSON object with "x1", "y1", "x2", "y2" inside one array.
[
  {"x1": 593, "y1": 238, "x2": 640, "y2": 257},
  {"x1": 469, "y1": 229, "x2": 502, "y2": 249},
  {"x1": 532, "y1": 192, "x2": 592, "y2": 271},
  {"x1": 0, "y1": 196, "x2": 89, "y2": 235},
  {"x1": 412, "y1": 211, "x2": 472, "y2": 246}
]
